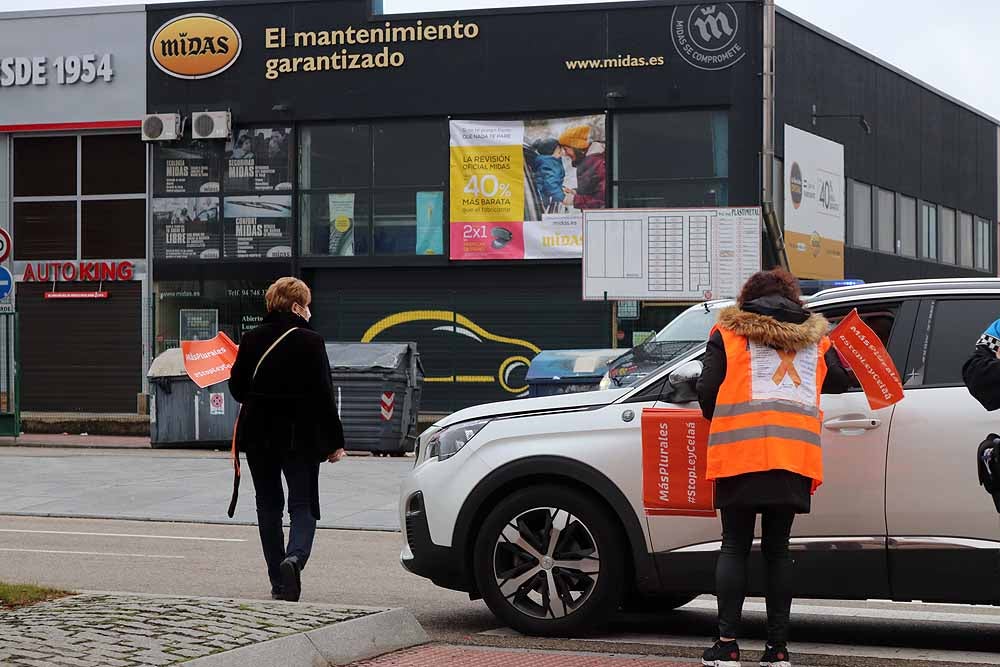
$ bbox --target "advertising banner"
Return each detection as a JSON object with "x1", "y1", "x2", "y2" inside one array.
[
  {"x1": 181, "y1": 332, "x2": 238, "y2": 389},
  {"x1": 153, "y1": 143, "x2": 222, "y2": 195},
  {"x1": 223, "y1": 195, "x2": 292, "y2": 259},
  {"x1": 449, "y1": 115, "x2": 606, "y2": 260},
  {"x1": 829, "y1": 309, "x2": 905, "y2": 410},
  {"x1": 416, "y1": 191, "x2": 444, "y2": 256},
  {"x1": 224, "y1": 127, "x2": 293, "y2": 193},
  {"x1": 784, "y1": 125, "x2": 845, "y2": 279},
  {"x1": 328, "y1": 193, "x2": 356, "y2": 257},
  {"x1": 152, "y1": 198, "x2": 221, "y2": 260},
  {"x1": 641, "y1": 408, "x2": 716, "y2": 518}
]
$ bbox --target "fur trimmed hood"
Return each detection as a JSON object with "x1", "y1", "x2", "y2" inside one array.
[{"x1": 717, "y1": 300, "x2": 829, "y2": 351}]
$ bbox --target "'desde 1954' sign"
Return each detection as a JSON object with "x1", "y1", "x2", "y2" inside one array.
[{"x1": 0, "y1": 54, "x2": 114, "y2": 87}]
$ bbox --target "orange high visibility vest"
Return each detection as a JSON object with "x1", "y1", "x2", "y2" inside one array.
[{"x1": 706, "y1": 325, "x2": 830, "y2": 492}]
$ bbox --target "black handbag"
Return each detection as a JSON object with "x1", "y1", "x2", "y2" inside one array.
[{"x1": 976, "y1": 434, "x2": 1000, "y2": 513}]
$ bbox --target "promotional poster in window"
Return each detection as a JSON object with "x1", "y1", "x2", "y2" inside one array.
[
  {"x1": 224, "y1": 127, "x2": 293, "y2": 193},
  {"x1": 223, "y1": 195, "x2": 293, "y2": 259},
  {"x1": 152, "y1": 197, "x2": 221, "y2": 260},
  {"x1": 449, "y1": 114, "x2": 607, "y2": 261}
]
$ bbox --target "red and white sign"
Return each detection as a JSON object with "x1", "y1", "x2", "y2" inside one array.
[
  {"x1": 0, "y1": 228, "x2": 10, "y2": 263},
  {"x1": 641, "y1": 408, "x2": 716, "y2": 518},
  {"x1": 210, "y1": 393, "x2": 225, "y2": 416},
  {"x1": 380, "y1": 391, "x2": 395, "y2": 421},
  {"x1": 22, "y1": 260, "x2": 134, "y2": 282},
  {"x1": 44, "y1": 291, "x2": 109, "y2": 300},
  {"x1": 181, "y1": 332, "x2": 239, "y2": 389},
  {"x1": 829, "y1": 309, "x2": 905, "y2": 410}
]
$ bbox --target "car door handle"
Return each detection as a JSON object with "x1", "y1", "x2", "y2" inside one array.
[{"x1": 823, "y1": 416, "x2": 881, "y2": 431}]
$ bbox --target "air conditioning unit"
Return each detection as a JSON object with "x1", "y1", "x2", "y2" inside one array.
[
  {"x1": 191, "y1": 111, "x2": 232, "y2": 140},
  {"x1": 141, "y1": 113, "x2": 181, "y2": 142}
]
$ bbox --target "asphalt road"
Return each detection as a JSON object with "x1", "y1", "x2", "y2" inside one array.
[
  {"x1": 1, "y1": 514, "x2": 998, "y2": 667},
  {"x1": 0, "y1": 447, "x2": 412, "y2": 530}
]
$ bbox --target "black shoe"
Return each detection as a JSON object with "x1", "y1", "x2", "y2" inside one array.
[
  {"x1": 759, "y1": 644, "x2": 791, "y2": 667},
  {"x1": 279, "y1": 556, "x2": 302, "y2": 602},
  {"x1": 270, "y1": 588, "x2": 284, "y2": 600},
  {"x1": 703, "y1": 639, "x2": 741, "y2": 667}
]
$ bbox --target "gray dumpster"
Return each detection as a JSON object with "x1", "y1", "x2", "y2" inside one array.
[
  {"x1": 525, "y1": 349, "x2": 623, "y2": 397},
  {"x1": 148, "y1": 348, "x2": 239, "y2": 448},
  {"x1": 327, "y1": 342, "x2": 423, "y2": 456}
]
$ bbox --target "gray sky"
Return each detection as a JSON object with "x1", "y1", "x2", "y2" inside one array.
[{"x1": 1, "y1": 0, "x2": 996, "y2": 120}]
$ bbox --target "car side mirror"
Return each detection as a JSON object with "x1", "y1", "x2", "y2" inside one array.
[
  {"x1": 665, "y1": 360, "x2": 703, "y2": 403},
  {"x1": 669, "y1": 360, "x2": 704, "y2": 386}
]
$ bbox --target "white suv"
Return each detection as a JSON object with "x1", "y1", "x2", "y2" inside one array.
[{"x1": 400, "y1": 279, "x2": 1000, "y2": 636}]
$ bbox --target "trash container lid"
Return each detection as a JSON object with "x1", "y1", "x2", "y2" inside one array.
[
  {"x1": 526, "y1": 349, "x2": 624, "y2": 382},
  {"x1": 147, "y1": 348, "x2": 187, "y2": 378},
  {"x1": 325, "y1": 342, "x2": 420, "y2": 371}
]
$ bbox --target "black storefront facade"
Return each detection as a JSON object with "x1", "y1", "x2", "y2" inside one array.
[{"x1": 142, "y1": 0, "x2": 997, "y2": 415}]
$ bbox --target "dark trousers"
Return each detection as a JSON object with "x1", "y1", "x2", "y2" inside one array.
[
  {"x1": 716, "y1": 507, "x2": 796, "y2": 646},
  {"x1": 246, "y1": 448, "x2": 321, "y2": 593}
]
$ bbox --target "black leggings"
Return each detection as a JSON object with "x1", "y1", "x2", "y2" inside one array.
[{"x1": 716, "y1": 507, "x2": 795, "y2": 646}]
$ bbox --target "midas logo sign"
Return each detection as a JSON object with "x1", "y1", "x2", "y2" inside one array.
[{"x1": 151, "y1": 13, "x2": 242, "y2": 80}]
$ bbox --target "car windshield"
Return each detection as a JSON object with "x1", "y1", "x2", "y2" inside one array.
[{"x1": 651, "y1": 304, "x2": 721, "y2": 343}]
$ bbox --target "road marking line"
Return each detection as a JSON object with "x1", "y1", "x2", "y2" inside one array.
[
  {"x1": 0, "y1": 548, "x2": 184, "y2": 559},
  {"x1": 0, "y1": 529, "x2": 245, "y2": 542}
]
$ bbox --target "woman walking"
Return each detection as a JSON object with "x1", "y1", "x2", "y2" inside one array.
[
  {"x1": 697, "y1": 269, "x2": 851, "y2": 667},
  {"x1": 229, "y1": 277, "x2": 346, "y2": 602}
]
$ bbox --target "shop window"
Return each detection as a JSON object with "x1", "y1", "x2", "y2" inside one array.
[
  {"x1": 83, "y1": 134, "x2": 146, "y2": 195},
  {"x1": 299, "y1": 192, "x2": 371, "y2": 257},
  {"x1": 850, "y1": 180, "x2": 872, "y2": 249},
  {"x1": 614, "y1": 110, "x2": 728, "y2": 181},
  {"x1": 151, "y1": 197, "x2": 222, "y2": 260},
  {"x1": 615, "y1": 180, "x2": 728, "y2": 208},
  {"x1": 940, "y1": 207, "x2": 956, "y2": 264},
  {"x1": 13, "y1": 202, "x2": 76, "y2": 260},
  {"x1": 153, "y1": 280, "x2": 270, "y2": 355},
  {"x1": 299, "y1": 124, "x2": 370, "y2": 189},
  {"x1": 876, "y1": 188, "x2": 895, "y2": 253},
  {"x1": 897, "y1": 194, "x2": 917, "y2": 257},
  {"x1": 82, "y1": 200, "x2": 146, "y2": 260},
  {"x1": 919, "y1": 202, "x2": 938, "y2": 260},
  {"x1": 13, "y1": 136, "x2": 76, "y2": 197},
  {"x1": 299, "y1": 120, "x2": 447, "y2": 258},
  {"x1": 374, "y1": 120, "x2": 447, "y2": 187},
  {"x1": 975, "y1": 217, "x2": 992, "y2": 271},
  {"x1": 374, "y1": 190, "x2": 445, "y2": 256},
  {"x1": 959, "y1": 212, "x2": 975, "y2": 268}
]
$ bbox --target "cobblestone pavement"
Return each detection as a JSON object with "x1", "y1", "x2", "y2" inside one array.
[
  {"x1": 0, "y1": 593, "x2": 375, "y2": 666},
  {"x1": 351, "y1": 646, "x2": 697, "y2": 666}
]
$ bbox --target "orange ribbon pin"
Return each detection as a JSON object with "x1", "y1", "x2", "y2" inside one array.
[{"x1": 772, "y1": 350, "x2": 802, "y2": 386}]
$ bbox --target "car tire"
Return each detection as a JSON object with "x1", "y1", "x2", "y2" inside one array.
[{"x1": 473, "y1": 484, "x2": 626, "y2": 637}]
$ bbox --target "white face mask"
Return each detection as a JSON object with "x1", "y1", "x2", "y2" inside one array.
[{"x1": 292, "y1": 303, "x2": 312, "y2": 322}]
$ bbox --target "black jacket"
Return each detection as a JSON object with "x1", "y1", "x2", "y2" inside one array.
[
  {"x1": 963, "y1": 346, "x2": 1000, "y2": 412},
  {"x1": 229, "y1": 311, "x2": 345, "y2": 462},
  {"x1": 695, "y1": 295, "x2": 853, "y2": 512}
]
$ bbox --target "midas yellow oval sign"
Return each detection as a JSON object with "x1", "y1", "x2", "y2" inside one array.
[{"x1": 150, "y1": 13, "x2": 242, "y2": 80}]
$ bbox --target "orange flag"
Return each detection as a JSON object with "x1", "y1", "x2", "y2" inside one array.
[
  {"x1": 181, "y1": 332, "x2": 239, "y2": 389},
  {"x1": 829, "y1": 309, "x2": 904, "y2": 410}
]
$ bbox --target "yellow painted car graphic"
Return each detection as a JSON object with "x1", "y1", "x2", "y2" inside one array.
[{"x1": 361, "y1": 310, "x2": 541, "y2": 395}]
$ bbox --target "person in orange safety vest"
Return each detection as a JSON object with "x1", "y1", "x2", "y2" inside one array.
[{"x1": 696, "y1": 268, "x2": 852, "y2": 667}]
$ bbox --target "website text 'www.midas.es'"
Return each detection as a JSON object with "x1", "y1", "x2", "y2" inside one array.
[{"x1": 566, "y1": 54, "x2": 666, "y2": 70}]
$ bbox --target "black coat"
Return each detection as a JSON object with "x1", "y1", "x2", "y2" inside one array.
[
  {"x1": 963, "y1": 346, "x2": 1000, "y2": 412},
  {"x1": 696, "y1": 296, "x2": 853, "y2": 513},
  {"x1": 229, "y1": 311, "x2": 345, "y2": 462}
]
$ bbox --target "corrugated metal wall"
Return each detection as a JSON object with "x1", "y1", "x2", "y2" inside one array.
[
  {"x1": 308, "y1": 264, "x2": 610, "y2": 413},
  {"x1": 18, "y1": 282, "x2": 142, "y2": 412}
]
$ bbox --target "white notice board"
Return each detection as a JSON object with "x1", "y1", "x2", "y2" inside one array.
[{"x1": 582, "y1": 207, "x2": 761, "y2": 301}]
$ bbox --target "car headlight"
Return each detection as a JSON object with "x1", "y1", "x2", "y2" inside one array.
[{"x1": 426, "y1": 419, "x2": 490, "y2": 461}]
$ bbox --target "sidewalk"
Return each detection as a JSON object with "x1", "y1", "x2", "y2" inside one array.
[
  {"x1": 0, "y1": 433, "x2": 152, "y2": 449},
  {"x1": 0, "y1": 592, "x2": 426, "y2": 667}
]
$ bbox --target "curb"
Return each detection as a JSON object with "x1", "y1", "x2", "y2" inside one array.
[{"x1": 183, "y1": 608, "x2": 429, "y2": 667}]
